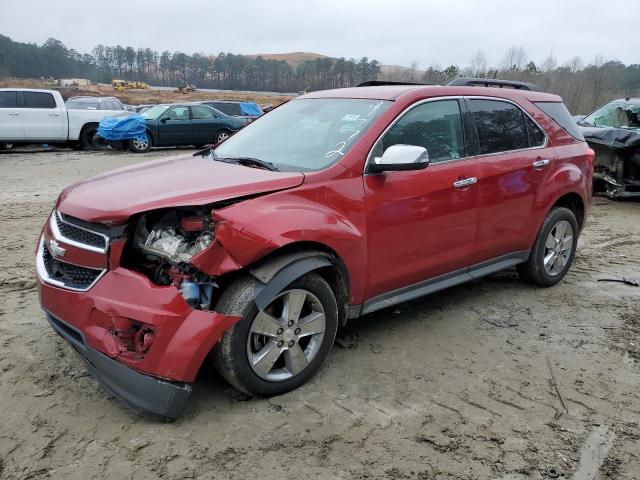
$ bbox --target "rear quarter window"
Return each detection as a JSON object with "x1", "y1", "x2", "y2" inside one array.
[
  {"x1": 22, "y1": 92, "x2": 57, "y2": 109},
  {"x1": 534, "y1": 102, "x2": 584, "y2": 141}
]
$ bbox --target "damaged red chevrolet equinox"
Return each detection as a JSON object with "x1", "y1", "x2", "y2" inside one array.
[{"x1": 37, "y1": 78, "x2": 593, "y2": 419}]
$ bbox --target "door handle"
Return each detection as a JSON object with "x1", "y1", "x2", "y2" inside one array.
[
  {"x1": 8, "y1": 112, "x2": 19, "y2": 116},
  {"x1": 49, "y1": 113, "x2": 60, "y2": 117},
  {"x1": 532, "y1": 159, "x2": 550, "y2": 169},
  {"x1": 453, "y1": 177, "x2": 478, "y2": 189}
]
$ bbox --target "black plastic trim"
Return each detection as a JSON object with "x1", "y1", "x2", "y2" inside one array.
[
  {"x1": 253, "y1": 256, "x2": 332, "y2": 310},
  {"x1": 45, "y1": 311, "x2": 192, "y2": 420},
  {"x1": 361, "y1": 251, "x2": 529, "y2": 315}
]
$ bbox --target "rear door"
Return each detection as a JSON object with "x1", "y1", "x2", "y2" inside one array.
[
  {"x1": 190, "y1": 105, "x2": 224, "y2": 144},
  {"x1": 364, "y1": 99, "x2": 480, "y2": 300},
  {"x1": 0, "y1": 91, "x2": 24, "y2": 140},
  {"x1": 157, "y1": 106, "x2": 193, "y2": 145},
  {"x1": 466, "y1": 97, "x2": 551, "y2": 265},
  {"x1": 20, "y1": 91, "x2": 65, "y2": 140}
]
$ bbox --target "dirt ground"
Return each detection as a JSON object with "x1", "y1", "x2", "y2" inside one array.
[{"x1": 0, "y1": 147, "x2": 639, "y2": 480}]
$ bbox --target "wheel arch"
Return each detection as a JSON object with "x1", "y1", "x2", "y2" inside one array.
[
  {"x1": 551, "y1": 192, "x2": 585, "y2": 230},
  {"x1": 247, "y1": 242, "x2": 351, "y2": 327}
]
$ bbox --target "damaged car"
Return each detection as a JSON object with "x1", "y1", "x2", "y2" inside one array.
[
  {"x1": 576, "y1": 98, "x2": 640, "y2": 198},
  {"x1": 37, "y1": 78, "x2": 593, "y2": 419}
]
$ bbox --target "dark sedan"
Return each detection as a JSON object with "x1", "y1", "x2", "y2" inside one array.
[{"x1": 130, "y1": 103, "x2": 245, "y2": 153}]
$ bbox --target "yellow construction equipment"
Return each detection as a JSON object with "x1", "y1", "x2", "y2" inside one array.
[
  {"x1": 174, "y1": 80, "x2": 197, "y2": 94},
  {"x1": 111, "y1": 79, "x2": 150, "y2": 91}
]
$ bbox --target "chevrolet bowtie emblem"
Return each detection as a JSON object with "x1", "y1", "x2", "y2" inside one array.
[{"x1": 48, "y1": 239, "x2": 66, "y2": 258}]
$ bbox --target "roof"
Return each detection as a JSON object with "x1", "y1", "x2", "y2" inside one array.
[{"x1": 301, "y1": 85, "x2": 562, "y2": 103}]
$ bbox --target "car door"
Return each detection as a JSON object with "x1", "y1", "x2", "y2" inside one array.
[
  {"x1": 466, "y1": 98, "x2": 552, "y2": 266},
  {"x1": 158, "y1": 106, "x2": 193, "y2": 145},
  {"x1": 363, "y1": 99, "x2": 480, "y2": 301},
  {"x1": 20, "y1": 91, "x2": 65, "y2": 140},
  {"x1": 0, "y1": 91, "x2": 24, "y2": 140},
  {"x1": 190, "y1": 105, "x2": 224, "y2": 144}
]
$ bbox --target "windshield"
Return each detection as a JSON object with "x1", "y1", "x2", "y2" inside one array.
[
  {"x1": 142, "y1": 105, "x2": 170, "y2": 120},
  {"x1": 582, "y1": 102, "x2": 640, "y2": 130},
  {"x1": 212, "y1": 98, "x2": 391, "y2": 172}
]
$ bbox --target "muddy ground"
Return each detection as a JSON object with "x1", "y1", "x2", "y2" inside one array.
[{"x1": 0, "y1": 147, "x2": 638, "y2": 480}]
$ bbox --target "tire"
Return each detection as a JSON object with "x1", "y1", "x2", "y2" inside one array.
[
  {"x1": 0, "y1": 143, "x2": 13, "y2": 150},
  {"x1": 129, "y1": 132, "x2": 151, "y2": 153},
  {"x1": 215, "y1": 130, "x2": 231, "y2": 144},
  {"x1": 517, "y1": 207, "x2": 579, "y2": 287},
  {"x1": 80, "y1": 125, "x2": 99, "y2": 150},
  {"x1": 212, "y1": 272, "x2": 338, "y2": 396}
]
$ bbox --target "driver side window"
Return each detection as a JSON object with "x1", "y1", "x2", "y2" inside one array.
[
  {"x1": 167, "y1": 106, "x2": 190, "y2": 121},
  {"x1": 381, "y1": 100, "x2": 465, "y2": 163}
]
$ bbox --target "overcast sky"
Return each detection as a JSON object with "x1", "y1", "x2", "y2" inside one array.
[{"x1": 1, "y1": 0, "x2": 638, "y2": 68}]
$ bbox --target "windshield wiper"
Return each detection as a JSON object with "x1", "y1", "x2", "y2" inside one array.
[{"x1": 210, "y1": 153, "x2": 278, "y2": 171}]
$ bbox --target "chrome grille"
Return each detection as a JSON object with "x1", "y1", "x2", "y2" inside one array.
[
  {"x1": 37, "y1": 239, "x2": 105, "y2": 291},
  {"x1": 51, "y1": 212, "x2": 109, "y2": 253}
]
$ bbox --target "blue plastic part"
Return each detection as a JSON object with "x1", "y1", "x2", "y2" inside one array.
[
  {"x1": 97, "y1": 114, "x2": 147, "y2": 141},
  {"x1": 238, "y1": 102, "x2": 262, "y2": 117}
]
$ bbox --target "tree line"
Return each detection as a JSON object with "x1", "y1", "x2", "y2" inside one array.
[
  {"x1": 0, "y1": 34, "x2": 638, "y2": 113},
  {"x1": 392, "y1": 47, "x2": 640, "y2": 114},
  {"x1": 0, "y1": 34, "x2": 381, "y2": 93}
]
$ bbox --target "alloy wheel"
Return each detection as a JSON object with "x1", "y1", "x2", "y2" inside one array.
[
  {"x1": 246, "y1": 289, "x2": 326, "y2": 382},
  {"x1": 132, "y1": 136, "x2": 149, "y2": 151},
  {"x1": 216, "y1": 132, "x2": 230, "y2": 144},
  {"x1": 543, "y1": 220, "x2": 574, "y2": 276}
]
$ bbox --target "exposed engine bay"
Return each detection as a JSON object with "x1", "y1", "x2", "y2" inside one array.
[
  {"x1": 127, "y1": 209, "x2": 219, "y2": 310},
  {"x1": 581, "y1": 126, "x2": 640, "y2": 198}
]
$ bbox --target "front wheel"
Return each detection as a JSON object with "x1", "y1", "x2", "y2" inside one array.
[
  {"x1": 129, "y1": 133, "x2": 151, "y2": 153},
  {"x1": 212, "y1": 272, "x2": 338, "y2": 396},
  {"x1": 517, "y1": 207, "x2": 579, "y2": 286}
]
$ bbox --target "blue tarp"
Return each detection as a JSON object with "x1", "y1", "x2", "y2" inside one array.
[
  {"x1": 238, "y1": 102, "x2": 263, "y2": 117},
  {"x1": 97, "y1": 114, "x2": 147, "y2": 141}
]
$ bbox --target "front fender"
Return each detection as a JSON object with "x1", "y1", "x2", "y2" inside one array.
[{"x1": 190, "y1": 181, "x2": 368, "y2": 304}]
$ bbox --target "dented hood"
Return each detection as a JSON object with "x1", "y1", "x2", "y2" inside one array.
[{"x1": 57, "y1": 154, "x2": 304, "y2": 224}]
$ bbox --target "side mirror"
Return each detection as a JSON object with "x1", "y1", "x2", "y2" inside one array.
[{"x1": 369, "y1": 144, "x2": 430, "y2": 173}]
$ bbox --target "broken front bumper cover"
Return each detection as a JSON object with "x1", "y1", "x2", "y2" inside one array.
[{"x1": 46, "y1": 311, "x2": 192, "y2": 419}]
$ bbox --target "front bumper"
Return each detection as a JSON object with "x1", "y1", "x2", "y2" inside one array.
[{"x1": 46, "y1": 312, "x2": 191, "y2": 419}]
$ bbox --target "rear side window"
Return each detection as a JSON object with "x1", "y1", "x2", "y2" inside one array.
[
  {"x1": 469, "y1": 99, "x2": 529, "y2": 154},
  {"x1": 210, "y1": 102, "x2": 240, "y2": 116},
  {"x1": 21, "y1": 92, "x2": 56, "y2": 109},
  {"x1": 534, "y1": 102, "x2": 584, "y2": 141},
  {"x1": 0, "y1": 91, "x2": 18, "y2": 108},
  {"x1": 191, "y1": 106, "x2": 215, "y2": 119},
  {"x1": 381, "y1": 100, "x2": 465, "y2": 162},
  {"x1": 524, "y1": 115, "x2": 546, "y2": 147}
]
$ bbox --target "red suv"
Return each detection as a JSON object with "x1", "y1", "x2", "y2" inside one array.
[{"x1": 37, "y1": 78, "x2": 593, "y2": 418}]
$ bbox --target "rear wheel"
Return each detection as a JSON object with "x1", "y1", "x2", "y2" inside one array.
[
  {"x1": 80, "y1": 125, "x2": 99, "y2": 150},
  {"x1": 215, "y1": 130, "x2": 230, "y2": 144},
  {"x1": 129, "y1": 133, "x2": 151, "y2": 153},
  {"x1": 212, "y1": 272, "x2": 338, "y2": 396},
  {"x1": 517, "y1": 207, "x2": 578, "y2": 286},
  {"x1": 0, "y1": 143, "x2": 13, "y2": 150}
]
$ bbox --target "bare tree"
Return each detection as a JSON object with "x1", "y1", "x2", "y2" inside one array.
[
  {"x1": 500, "y1": 46, "x2": 528, "y2": 74},
  {"x1": 470, "y1": 50, "x2": 487, "y2": 77}
]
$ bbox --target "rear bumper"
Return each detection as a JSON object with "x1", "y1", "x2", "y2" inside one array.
[{"x1": 46, "y1": 311, "x2": 191, "y2": 419}]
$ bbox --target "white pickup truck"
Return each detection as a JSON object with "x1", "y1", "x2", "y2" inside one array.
[{"x1": 0, "y1": 88, "x2": 129, "y2": 149}]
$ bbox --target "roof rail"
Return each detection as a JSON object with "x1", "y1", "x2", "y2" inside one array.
[
  {"x1": 356, "y1": 80, "x2": 429, "y2": 87},
  {"x1": 446, "y1": 77, "x2": 541, "y2": 92}
]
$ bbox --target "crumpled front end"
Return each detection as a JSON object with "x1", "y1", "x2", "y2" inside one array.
[
  {"x1": 582, "y1": 127, "x2": 640, "y2": 198},
  {"x1": 36, "y1": 211, "x2": 241, "y2": 419}
]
